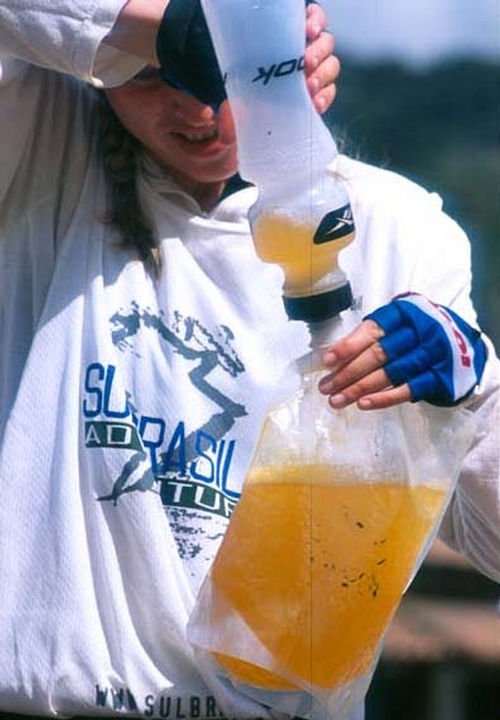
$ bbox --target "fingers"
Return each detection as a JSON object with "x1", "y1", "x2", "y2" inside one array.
[
  {"x1": 320, "y1": 365, "x2": 413, "y2": 411},
  {"x1": 304, "y1": 28, "x2": 335, "y2": 71},
  {"x1": 322, "y1": 366, "x2": 390, "y2": 407},
  {"x1": 312, "y1": 82, "x2": 337, "y2": 113},
  {"x1": 357, "y1": 385, "x2": 413, "y2": 410},
  {"x1": 307, "y1": 53, "x2": 340, "y2": 113},
  {"x1": 319, "y1": 342, "x2": 388, "y2": 398},
  {"x1": 318, "y1": 319, "x2": 413, "y2": 411},
  {"x1": 305, "y1": 2, "x2": 328, "y2": 40},
  {"x1": 322, "y1": 320, "x2": 386, "y2": 369},
  {"x1": 304, "y1": 4, "x2": 339, "y2": 114}
]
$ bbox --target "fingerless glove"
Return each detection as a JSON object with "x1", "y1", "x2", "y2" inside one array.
[{"x1": 364, "y1": 293, "x2": 487, "y2": 406}]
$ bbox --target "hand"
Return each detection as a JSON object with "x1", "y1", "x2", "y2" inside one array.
[
  {"x1": 156, "y1": 0, "x2": 340, "y2": 112},
  {"x1": 318, "y1": 293, "x2": 487, "y2": 410},
  {"x1": 304, "y1": 3, "x2": 340, "y2": 113}
]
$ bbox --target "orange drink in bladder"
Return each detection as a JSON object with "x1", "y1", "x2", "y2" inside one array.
[{"x1": 211, "y1": 463, "x2": 446, "y2": 689}]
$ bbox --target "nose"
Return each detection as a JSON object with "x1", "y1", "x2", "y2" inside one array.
[
  {"x1": 186, "y1": 103, "x2": 217, "y2": 126},
  {"x1": 170, "y1": 90, "x2": 217, "y2": 126}
]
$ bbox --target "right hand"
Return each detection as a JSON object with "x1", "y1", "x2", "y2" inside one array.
[{"x1": 319, "y1": 293, "x2": 488, "y2": 410}]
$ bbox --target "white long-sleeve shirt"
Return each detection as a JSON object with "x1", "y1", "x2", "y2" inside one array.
[{"x1": 0, "y1": 2, "x2": 498, "y2": 719}]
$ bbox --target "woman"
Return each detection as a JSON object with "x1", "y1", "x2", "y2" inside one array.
[{"x1": 0, "y1": 1, "x2": 498, "y2": 719}]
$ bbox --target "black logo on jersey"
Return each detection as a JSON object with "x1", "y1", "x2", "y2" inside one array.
[{"x1": 313, "y1": 204, "x2": 355, "y2": 245}]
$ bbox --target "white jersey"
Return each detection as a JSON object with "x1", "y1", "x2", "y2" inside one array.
[{"x1": 0, "y1": 2, "x2": 499, "y2": 718}]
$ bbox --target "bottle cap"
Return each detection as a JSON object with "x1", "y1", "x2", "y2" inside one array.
[{"x1": 283, "y1": 283, "x2": 353, "y2": 322}]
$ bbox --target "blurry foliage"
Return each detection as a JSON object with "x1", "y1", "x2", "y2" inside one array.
[{"x1": 327, "y1": 59, "x2": 500, "y2": 348}]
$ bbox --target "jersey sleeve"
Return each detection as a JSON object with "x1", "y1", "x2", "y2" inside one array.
[
  {"x1": 0, "y1": 0, "x2": 143, "y2": 86},
  {"x1": 410, "y1": 192, "x2": 500, "y2": 581},
  {"x1": 0, "y1": 1, "x2": 143, "y2": 232},
  {"x1": 407, "y1": 198, "x2": 479, "y2": 326},
  {"x1": 438, "y1": 341, "x2": 500, "y2": 583}
]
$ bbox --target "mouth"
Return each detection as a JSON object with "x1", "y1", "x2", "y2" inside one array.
[{"x1": 173, "y1": 128, "x2": 219, "y2": 143}]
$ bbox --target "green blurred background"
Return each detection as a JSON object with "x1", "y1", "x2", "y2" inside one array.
[{"x1": 326, "y1": 58, "x2": 499, "y2": 349}]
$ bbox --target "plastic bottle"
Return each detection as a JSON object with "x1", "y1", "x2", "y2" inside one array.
[{"x1": 201, "y1": 0, "x2": 355, "y2": 333}]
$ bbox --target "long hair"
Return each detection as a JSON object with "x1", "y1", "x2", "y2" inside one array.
[{"x1": 97, "y1": 92, "x2": 161, "y2": 273}]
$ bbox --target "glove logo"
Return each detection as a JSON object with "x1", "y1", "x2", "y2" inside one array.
[
  {"x1": 425, "y1": 300, "x2": 472, "y2": 369},
  {"x1": 313, "y1": 205, "x2": 355, "y2": 244}
]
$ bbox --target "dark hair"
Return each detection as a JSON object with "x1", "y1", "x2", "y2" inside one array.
[{"x1": 97, "y1": 92, "x2": 161, "y2": 273}]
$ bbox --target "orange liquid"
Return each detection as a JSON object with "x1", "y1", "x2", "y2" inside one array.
[
  {"x1": 211, "y1": 464, "x2": 445, "y2": 689},
  {"x1": 252, "y1": 215, "x2": 354, "y2": 294}
]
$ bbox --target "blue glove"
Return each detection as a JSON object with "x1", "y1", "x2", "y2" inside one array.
[
  {"x1": 156, "y1": 0, "x2": 317, "y2": 108},
  {"x1": 364, "y1": 293, "x2": 487, "y2": 406}
]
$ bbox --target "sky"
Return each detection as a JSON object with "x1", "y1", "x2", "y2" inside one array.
[{"x1": 327, "y1": 0, "x2": 500, "y2": 66}]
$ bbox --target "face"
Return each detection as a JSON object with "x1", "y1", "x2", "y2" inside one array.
[{"x1": 105, "y1": 68, "x2": 238, "y2": 202}]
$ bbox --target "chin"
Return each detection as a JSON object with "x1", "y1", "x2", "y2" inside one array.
[
  {"x1": 200, "y1": 168, "x2": 237, "y2": 183},
  {"x1": 186, "y1": 163, "x2": 238, "y2": 185}
]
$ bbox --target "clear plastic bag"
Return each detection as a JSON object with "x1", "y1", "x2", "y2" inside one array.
[{"x1": 188, "y1": 369, "x2": 477, "y2": 719}]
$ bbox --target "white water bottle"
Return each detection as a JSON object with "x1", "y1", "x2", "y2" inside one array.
[{"x1": 201, "y1": 0, "x2": 355, "y2": 324}]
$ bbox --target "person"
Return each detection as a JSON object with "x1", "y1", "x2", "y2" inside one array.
[{"x1": 0, "y1": 1, "x2": 498, "y2": 719}]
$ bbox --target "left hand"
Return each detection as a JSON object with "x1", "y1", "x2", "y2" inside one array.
[
  {"x1": 157, "y1": 0, "x2": 339, "y2": 113},
  {"x1": 318, "y1": 293, "x2": 487, "y2": 410}
]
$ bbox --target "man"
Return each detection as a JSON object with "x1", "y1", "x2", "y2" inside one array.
[{"x1": 0, "y1": 1, "x2": 498, "y2": 719}]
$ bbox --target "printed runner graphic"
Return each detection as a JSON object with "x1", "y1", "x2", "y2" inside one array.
[{"x1": 83, "y1": 303, "x2": 248, "y2": 564}]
